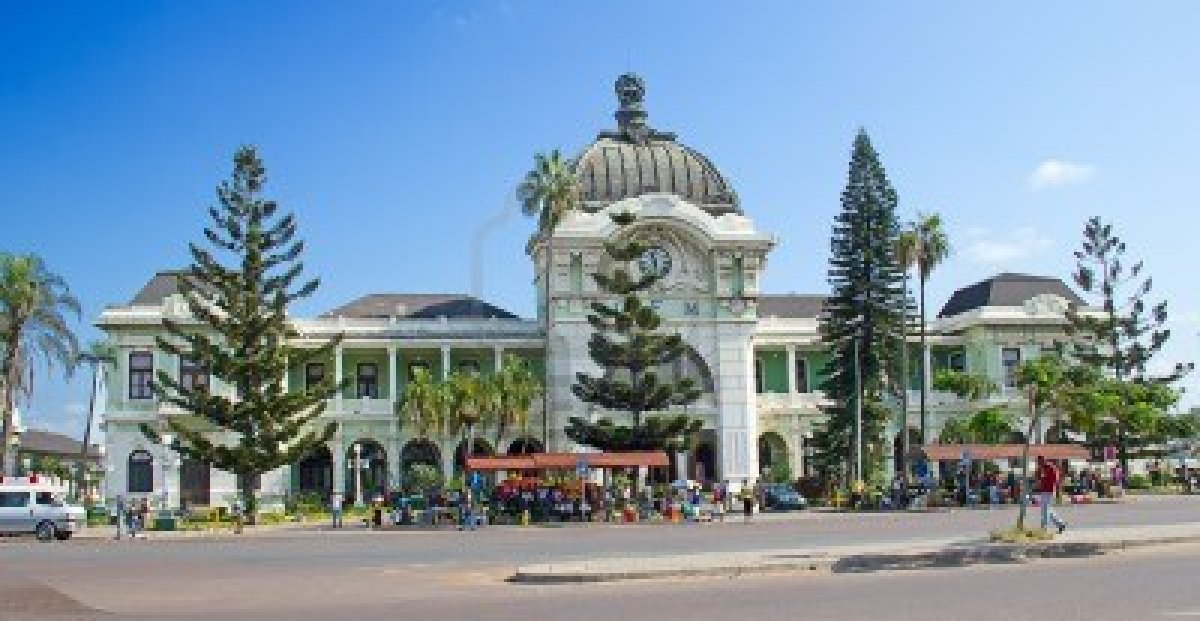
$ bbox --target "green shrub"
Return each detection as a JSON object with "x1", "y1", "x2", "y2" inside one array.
[{"x1": 1127, "y1": 474, "x2": 1151, "y2": 490}]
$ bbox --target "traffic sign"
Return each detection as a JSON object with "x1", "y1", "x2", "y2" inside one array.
[{"x1": 576, "y1": 456, "x2": 589, "y2": 476}]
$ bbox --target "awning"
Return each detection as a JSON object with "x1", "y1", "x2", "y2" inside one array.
[
  {"x1": 465, "y1": 451, "x2": 670, "y2": 472},
  {"x1": 920, "y1": 444, "x2": 1091, "y2": 461}
]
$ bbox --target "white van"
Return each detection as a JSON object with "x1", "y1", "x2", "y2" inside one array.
[{"x1": 0, "y1": 480, "x2": 86, "y2": 541}]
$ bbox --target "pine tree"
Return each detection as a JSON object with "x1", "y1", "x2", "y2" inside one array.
[
  {"x1": 565, "y1": 211, "x2": 702, "y2": 453},
  {"x1": 144, "y1": 146, "x2": 341, "y2": 520},
  {"x1": 1065, "y1": 216, "x2": 1192, "y2": 467},
  {"x1": 812, "y1": 130, "x2": 907, "y2": 485}
]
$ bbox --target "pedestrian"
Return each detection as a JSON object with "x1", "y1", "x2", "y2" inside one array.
[
  {"x1": 1035, "y1": 456, "x2": 1067, "y2": 534},
  {"x1": 330, "y1": 492, "x2": 344, "y2": 529},
  {"x1": 741, "y1": 488, "x2": 754, "y2": 522},
  {"x1": 459, "y1": 488, "x2": 476, "y2": 531},
  {"x1": 114, "y1": 495, "x2": 126, "y2": 540}
]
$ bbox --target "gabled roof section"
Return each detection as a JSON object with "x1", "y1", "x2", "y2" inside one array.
[
  {"x1": 938, "y1": 273, "x2": 1085, "y2": 318},
  {"x1": 758, "y1": 294, "x2": 827, "y2": 319},
  {"x1": 130, "y1": 270, "x2": 189, "y2": 306},
  {"x1": 321, "y1": 294, "x2": 520, "y2": 320}
]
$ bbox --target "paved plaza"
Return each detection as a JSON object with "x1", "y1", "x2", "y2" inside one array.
[{"x1": 1, "y1": 496, "x2": 1198, "y2": 620}]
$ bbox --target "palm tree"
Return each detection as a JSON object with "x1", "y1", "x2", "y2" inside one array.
[
  {"x1": 76, "y1": 340, "x2": 116, "y2": 501},
  {"x1": 401, "y1": 367, "x2": 445, "y2": 439},
  {"x1": 447, "y1": 370, "x2": 490, "y2": 472},
  {"x1": 912, "y1": 213, "x2": 950, "y2": 444},
  {"x1": 895, "y1": 229, "x2": 921, "y2": 482},
  {"x1": 517, "y1": 150, "x2": 581, "y2": 450},
  {"x1": 493, "y1": 354, "x2": 540, "y2": 450},
  {"x1": 0, "y1": 253, "x2": 81, "y2": 477}
]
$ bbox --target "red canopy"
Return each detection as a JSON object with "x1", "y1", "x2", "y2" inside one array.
[
  {"x1": 920, "y1": 444, "x2": 1090, "y2": 461},
  {"x1": 465, "y1": 451, "x2": 670, "y2": 472}
]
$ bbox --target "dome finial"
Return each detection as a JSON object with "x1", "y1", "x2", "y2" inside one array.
[{"x1": 614, "y1": 73, "x2": 650, "y2": 143}]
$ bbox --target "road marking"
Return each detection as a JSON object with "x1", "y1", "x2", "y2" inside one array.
[{"x1": 1162, "y1": 612, "x2": 1200, "y2": 617}]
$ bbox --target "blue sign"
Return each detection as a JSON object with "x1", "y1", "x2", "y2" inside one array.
[
  {"x1": 576, "y1": 456, "x2": 589, "y2": 476},
  {"x1": 470, "y1": 471, "x2": 483, "y2": 490}
]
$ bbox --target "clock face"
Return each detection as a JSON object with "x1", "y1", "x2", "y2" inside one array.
[{"x1": 638, "y1": 246, "x2": 672, "y2": 278}]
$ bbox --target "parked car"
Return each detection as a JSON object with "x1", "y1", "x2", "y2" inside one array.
[
  {"x1": 762, "y1": 484, "x2": 807, "y2": 511},
  {"x1": 0, "y1": 482, "x2": 86, "y2": 541}
]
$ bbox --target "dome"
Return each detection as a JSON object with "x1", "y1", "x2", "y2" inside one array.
[{"x1": 574, "y1": 74, "x2": 740, "y2": 216}]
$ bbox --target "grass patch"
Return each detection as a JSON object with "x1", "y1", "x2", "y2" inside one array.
[{"x1": 989, "y1": 526, "x2": 1055, "y2": 544}]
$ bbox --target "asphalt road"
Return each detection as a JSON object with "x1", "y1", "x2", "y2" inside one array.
[{"x1": 1, "y1": 496, "x2": 1197, "y2": 620}]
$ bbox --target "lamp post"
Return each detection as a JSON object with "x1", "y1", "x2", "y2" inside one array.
[
  {"x1": 161, "y1": 433, "x2": 175, "y2": 512},
  {"x1": 352, "y1": 442, "x2": 364, "y2": 508}
]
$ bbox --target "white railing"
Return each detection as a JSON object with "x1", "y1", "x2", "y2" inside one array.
[{"x1": 328, "y1": 397, "x2": 394, "y2": 418}]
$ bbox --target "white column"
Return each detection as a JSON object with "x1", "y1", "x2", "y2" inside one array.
[
  {"x1": 493, "y1": 345, "x2": 504, "y2": 372},
  {"x1": 922, "y1": 344, "x2": 932, "y2": 402},
  {"x1": 715, "y1": 324, "x2": 758, "y2": 494},
  {"x1": 331, "y1": 440, "x2": 346, "y2": 496},
  {"x1": 387, "y1": 345, "x2": 398, "y2": 407},
  {"x1": 440, "y1": 345, "x2": 451, "y2": 380},
  {"x1": 785, "y1": 345, "x2": 797, "y2": 394},
  {"x1": 334, "y1": 345, "x2": 344, "y2": 410}
]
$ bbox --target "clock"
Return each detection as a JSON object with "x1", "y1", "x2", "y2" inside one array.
[{"x1": 638, "y1": 246, "x2": 672, "y2": 278}]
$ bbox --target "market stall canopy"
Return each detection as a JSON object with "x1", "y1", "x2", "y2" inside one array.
[
  {"x1": 920, "y1": 444, "x2": 1090, "y2": 461},
  {"x1": 465, "y1": 451, "x2": 670, "y2": 472}
]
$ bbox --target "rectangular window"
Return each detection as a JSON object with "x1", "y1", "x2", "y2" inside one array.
[
  {"x1": 754, "y1": 357, "x2": 764, "y2": 394},
  {"x1": 1002, "y1": 348, "x2": 1022, "y2": 388},
  {"x1": 731, "y1": 257, "x2": 745, "y2": 296},
  {"x1": 0, "y1": 491, "x2": 30, "y2": 508},
  {"x1": 179, "y1": 356, "x2": 209, "y2": 391},
  {"x1": 949, "y1": 352, "x2": 966, "y2": 373},
  {"x1": 305, "y1": 363, "x2": 326, "y2": 390},
  {"x1": 356, "y1": 363, "x2": 378, "y2": 399},
  {"x1": 569, "y1": 253, "x2": 583, "y2": 293},
  {"x1": 128, "y1": 351, "x2": 154, "y2": 400},
  {"x1": 794, "y1": 358, "x2": 810, "y2": 393}
]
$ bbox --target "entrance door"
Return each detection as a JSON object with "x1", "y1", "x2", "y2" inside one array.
[{"x1": 179, "y1": 458, "x2": 210, "y2": 508}]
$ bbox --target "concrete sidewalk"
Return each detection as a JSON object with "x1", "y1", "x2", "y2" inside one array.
[{"x1": 512, "y1": 522, "x2": 1200, "y2": 583}]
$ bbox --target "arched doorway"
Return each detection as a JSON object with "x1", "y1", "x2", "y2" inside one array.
[
  {"x1": 507, "y1": 437, "x2": 544, "y2": 455},
  {"x1": 454, "y1": 437, "x2": 495, "y2": 476},
  {"x1": 345, "y1": 440, "x2": 387, "y2": 505},
  {"x1": 127, "y1": 450, "x2": 153, "y2": 494},
  {"x1": 400, "y1": 438, "x2": 444, "y2": 491},
  {"x1": 892, "y1": 427, "x2": 921, "y2": 479},
  {"x1": 179, "y1": 457, "x2": 210, "y2": 508},
  {"x1": 295, "y1": 445, "x2": 333, "y2": 501},
  {"x1": 758, "y1": 432, "x2": 790, "y2": 483},
  {"x1": 693, "y1": 442, "x2": 717, "y2": 483}
]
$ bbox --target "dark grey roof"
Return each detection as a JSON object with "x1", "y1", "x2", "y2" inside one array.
[
  {"x1": 19, "y1": 430, "x2": 101, "y2": 460},
  {"x1": 758, "y1": 294, "x2": 827, "y2": 319},
  {"x1": 321, "y1": 294, "x2": 520, "y2": 320},
  {"x1": 939, "y1": 273, "x2": 1085, "y2": 318},
  {"x1": 573, "y1": 74, "x2": 739, "y2": 216},
  {"x1": 129, "y1": 270, "x2": 214, "y2": 306}
]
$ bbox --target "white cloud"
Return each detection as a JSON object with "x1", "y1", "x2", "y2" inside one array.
[
  {"x1": 962, "y1": 226, "x2": 1054, "y2": 264},
  {"x1": 1029, "y1": 159, "x2": 1094, "y2": 190}
]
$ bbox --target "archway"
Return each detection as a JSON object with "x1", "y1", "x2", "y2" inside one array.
[
  {"x1": 127, "y1": 450, "x2": 153, "y2": 494},
  {"x1": 345, "y1": 440, "x2": 387, "y2": 505},
  {"x1": 693, "y1": 441, "x2": 717, "y2": 483},
  {"x1": 179, "y1": 457, "x2": 210, "y2": 508},
  {"x1": 758, "y1": 432, "x2": 790, "y2": 483},
  {"x1": 454, "y1": 437, "x2": 495, "y2": 476},
  {"x1": 295, "y1": 445, "x2": 333, "y2": 501},
  {"x1": 507, "y1": 437, "x2": 544, "y2": 455},
  {"x1": 400, "y1": 438, "x2": 442, "y2": 490},
  {"x1": 892, "y1": 427, "x2": 921, "y2": 479}
]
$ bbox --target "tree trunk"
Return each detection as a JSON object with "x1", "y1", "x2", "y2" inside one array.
[
  {"x1": 1016, "y1": 384, "x2": 1038, "y2": 530},
  {"x1": 919, "y1": 275, "x2": 928, "y2": 445},
  {"x1": 542, "y1": 234, "x2": 553, "y2": 452},
  {"x1": 76, "y1": 362, "x2": 100, "y2": 502}
]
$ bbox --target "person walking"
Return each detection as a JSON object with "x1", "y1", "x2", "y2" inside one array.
[
  {"x1": 330, "y1": 492, "x2": 344, "y2": 529},
  {"x1": 741, "y1": 487, "x2": 754, "y2": 523},
  {"x1": 1036, "y1": 456, "x2": 1067, "y2": 534},
  {"x1": 114, "y1": 495, "x2": 126, "y2": 540},
  {"x1": 459, "y1": 488, "x2": 476, "y2": 531}
]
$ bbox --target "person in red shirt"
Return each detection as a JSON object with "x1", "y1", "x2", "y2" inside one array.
[{"x1": 1036, "y1": 456, "x2": 1067, "y2": 533}]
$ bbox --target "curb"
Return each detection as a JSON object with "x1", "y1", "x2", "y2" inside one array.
[{"x1": 511, "y1": 530, "x2": 1200, "y2": 584}]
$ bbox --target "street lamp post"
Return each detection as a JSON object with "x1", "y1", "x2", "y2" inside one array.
[{"x1": 353, "y1": 443, "x2": 364, "y2": 508}]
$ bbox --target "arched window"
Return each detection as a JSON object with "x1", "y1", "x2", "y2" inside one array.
[{"x1": 127, "y1": 450, "x2": 154, "y2": 494}]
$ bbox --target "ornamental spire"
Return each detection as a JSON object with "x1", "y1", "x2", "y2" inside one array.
[{"x1": 614, "y1": 73, "x2": 651, "y2": 144}]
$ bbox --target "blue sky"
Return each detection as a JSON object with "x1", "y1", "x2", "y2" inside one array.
[{"x1": 2, "y1": 1, "x2": 1197, "y2": 437}]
